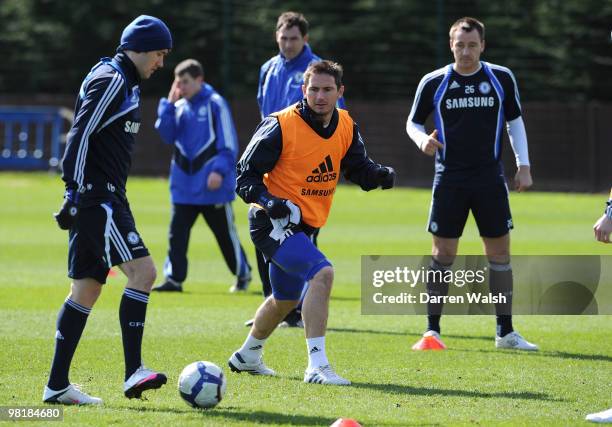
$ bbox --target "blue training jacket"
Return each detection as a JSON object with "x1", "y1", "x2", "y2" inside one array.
[
  {"x1": 257, "y1": 44, "x2": 345, "y2": 118},
  {"x1": 155, "y1": 83, "x2": 238, "y2": 205}
]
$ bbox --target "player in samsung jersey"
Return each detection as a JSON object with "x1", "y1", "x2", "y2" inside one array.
[
  {"x1": 406, "y1": 17, "x2": 538, "y2": 351},
  {"x1": 229, "y1": 60, "x2": 394, "y2": 385},
  {"x1": 248, "y1": 12, "x2": 346, "y2": 328},
  {"x1": 45, "y1": 15, "x2": 171, "y2": 405}
]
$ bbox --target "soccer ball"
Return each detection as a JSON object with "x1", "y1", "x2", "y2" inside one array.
[{"x1": 178, "y1": 361, "x2": 226, "y2": 409}]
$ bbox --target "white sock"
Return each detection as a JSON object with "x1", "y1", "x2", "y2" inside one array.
[
  {"x1": 238, "y1": 334, "x2": 266, "y2": 363},
  {"x1": 307, "y1": 336, "x2": 329, "y2": 370}
]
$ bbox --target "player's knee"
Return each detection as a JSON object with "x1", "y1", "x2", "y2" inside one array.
[
  {"x1": 313, "y1": 265, "x2": 334, "y2": 288},
  {"x1": 70, "y1": 279, "x2": 102, "y2": 307},
  {"x1": 432, "y1": 251, "x2": 456, "y2": 266},
  {"x1": 141, "y1": 264, "x2": 157, "y2": 290},
  {"x1": 432, "y1": 241, "x2": 457, "y2": 263},
  {"x1": 125, "y1": 256, "x2": 158, "y2": 290},
  {"x1": 132, "y1": 263, "x2": 157, "y2": 291},
  {"x1": 320, "y1": 265, "x2": 334, "y2": 283},
  {"x1": 483, "y1": 236, "x2": 510, "y2": 263}
]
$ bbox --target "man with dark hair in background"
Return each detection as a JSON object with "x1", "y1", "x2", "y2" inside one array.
[{"x1": 153, "y1": 58, "x2": 251, "y2": 293}]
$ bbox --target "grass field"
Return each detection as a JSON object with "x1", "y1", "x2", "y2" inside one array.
[{"x1": 0, "y1": 172, "x2": 610, "y2": 426}]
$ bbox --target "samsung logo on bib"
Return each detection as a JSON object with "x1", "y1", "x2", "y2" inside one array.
[
  {"x1": 124, "y1": 121, "x2": 141, "y2": 134},
  {"x1": 446, "y1": 97, "x2": 495, "y2": 110}
]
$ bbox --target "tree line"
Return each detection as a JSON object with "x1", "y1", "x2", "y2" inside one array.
[{"x1": 1, "y1": 0, "x2": 610, "y2": 102}]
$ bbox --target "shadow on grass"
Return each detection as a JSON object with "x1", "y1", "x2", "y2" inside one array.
[
  {"x1": 329, "y1": 328, "x2": 611, "y2": 362},
  {"x1": 118, "y1": 405, "x2": 334, "y2": 425},
  {"x1": 456, "y1": 347, "x2": 612, "y2": 362},
  {"x1": 542, "y1": 350, "x2": 612, "y2": 362},
  {"x1": 280, "y1": 376, "x2": 564, "y2": 403},
  {"x1": 328, "y1": 327, "x2": 406, "y2": 336},
  {"x1": 350, "y1": 381, "x2": 564, "y2": 402},
  {"x1": 328, "y1": 327, "x2": 491, "y2": 341}
]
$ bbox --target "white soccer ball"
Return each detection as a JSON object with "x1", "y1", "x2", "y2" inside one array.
[{"x1": 178, "y1": 361, "x2": 226, "y2": 409}]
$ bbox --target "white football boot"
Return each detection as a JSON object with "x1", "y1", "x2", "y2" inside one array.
[
  {"x1": 43, "y1": 384, "x2": 102, "y2": 405},
  {"x1": 228, "y1": 351, "x2": 275, "y2": 376},
  {"x1": 586, "y1": 408, "x2": 612, "y2": 423},
  {"x1": 495, "y1": 331, "x2": 539, "y2": 351},
  {"x1": 278, "y1": 319, "x2": 304, "y2": 328},
  {"x1": 124, "y1": 365, "x2": 168, "y2": 398},
  {"x1": 304, "y1": 365, "x2": 351, "y2": 386}
]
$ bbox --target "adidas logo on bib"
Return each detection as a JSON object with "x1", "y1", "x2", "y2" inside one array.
[{"x1": 306, "y1": 155, "x2": 337, "y2": 183}]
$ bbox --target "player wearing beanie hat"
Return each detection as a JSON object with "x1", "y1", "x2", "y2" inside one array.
[
  {"x1": 117, "y1": 15, "x2": 173, "y2": 53},
  {"x1": 45, "y1": 15, "x2": 172, "y2": 404},
  {"x1": 118, "y1": 15, "x2": 172, "y2": 80}
]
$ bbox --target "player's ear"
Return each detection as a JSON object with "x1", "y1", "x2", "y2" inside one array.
[
  {"x1": 302, "y1": 84, "x2": 306, "y2": 96},
  {"x1": 481, "y1": 39, "x2": 485, "y2": 52},
  {"x1": 303, "y1": 34, "x2": 309, "y2": 43},
  {"x1": 337, "y1": 85, "x2": 345, "y2": 99}
]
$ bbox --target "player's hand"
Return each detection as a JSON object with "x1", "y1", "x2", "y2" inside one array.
[
  {"x1": 376, "y1": 166, "x2": 395, "y2": 190},
  {"x1": 259, "y1": 193, "x2": 291, "y2": 219},
  {"x1": 168, "y1": 79, "x2": 181, "y2": 103},
  {"x1": 207, "y1": 171, "x2": 223, "y2": 190},
  {"x1": 284, "y1": 200, "x2": 301, "y2": 228},
  {"x1": 268, "y1": 200, "x2": 302, "y2": 242},
  {"x1": 54, "y1": 190, "x2": 79, "y2": 230},
  {"x1": 514, "y1": 165, "x2": 533, "y2": 192},
  {"x1": 420, "y1": 129, "x2": 444, "y2": 156},
  {"x1": 593, "y1": 214, "x2": 612, "y2": 243}
]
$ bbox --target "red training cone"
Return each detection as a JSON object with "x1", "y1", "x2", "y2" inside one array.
[
  {"x1": 330, "y1": 418, "x2": 362, "y2": 427},
  {"x1": 412, "y1": 334, "x2": 447, "y2": 351}
]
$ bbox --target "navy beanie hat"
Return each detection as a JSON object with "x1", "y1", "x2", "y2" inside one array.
[{"x1": 117, "y1": 15, "x2": 172, "y2": 53}]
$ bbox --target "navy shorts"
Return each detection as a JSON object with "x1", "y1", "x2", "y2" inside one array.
[
  {"x1": 68, "y1": 200, "x2": 149, "y2": 284},
  {"x1": 427, "y1": 182, "x2": 513, "y2": 238},
  {"x1": 248, "y1": 206, "x2": 331, "y2": 300}
]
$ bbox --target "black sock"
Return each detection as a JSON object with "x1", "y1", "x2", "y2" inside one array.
[
  {"x1": 120, "y1": 288, "x2": 149, "y2": 380},
  {"x1": 489, "y1": 263, "x2": 514, "y2": 337},
  {"x1": 47, "y1": 299, "x2": 90, "y2": 390},
  {"x1": 426, "y1": 259, "x2": 450, "y2": 334}
]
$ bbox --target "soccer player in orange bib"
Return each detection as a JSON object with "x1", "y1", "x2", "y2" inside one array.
[{"x1": 228, "y1": 60, "x2": 395, "y2": 385}]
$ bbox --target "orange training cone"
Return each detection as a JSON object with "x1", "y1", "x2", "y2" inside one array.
[
  {"x1": 330, "y1": 419, "x2": 362, "y2": 427},
  {"x1": 412, "y1": 335, "x2": 447, "y2": 351}
]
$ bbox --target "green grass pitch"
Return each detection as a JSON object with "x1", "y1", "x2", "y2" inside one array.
[{"x1": 0, "y1": 172, "x2": 610, "y2": 426}]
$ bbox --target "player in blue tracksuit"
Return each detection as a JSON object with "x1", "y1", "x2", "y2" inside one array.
[
  {"x1": 153, "y1": 58, "x2": 251, "y2": 293},
  {"x1": 257, "y1": 12, "x2": 346, "y2": 118},
  {"x1": 250, "y1": 12, "x2": 345, "y2": 326},
  {"x1": 46, "y1": 15, "x2": 172, "y2": 406},
  {"x1": 258, "y1": 37, "x2": 345, "y2": 118}
]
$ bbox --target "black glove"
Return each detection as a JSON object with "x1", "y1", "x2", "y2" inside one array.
[
  {"x1": 54, "y1": 190, "x2": 80, "y2": 230},
  {"x1": 258, "y1": 192, "x2": 290, "y2": 219},
  {"x1": 376, "y1": 166, "x2": 395, "y2": 190}
]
